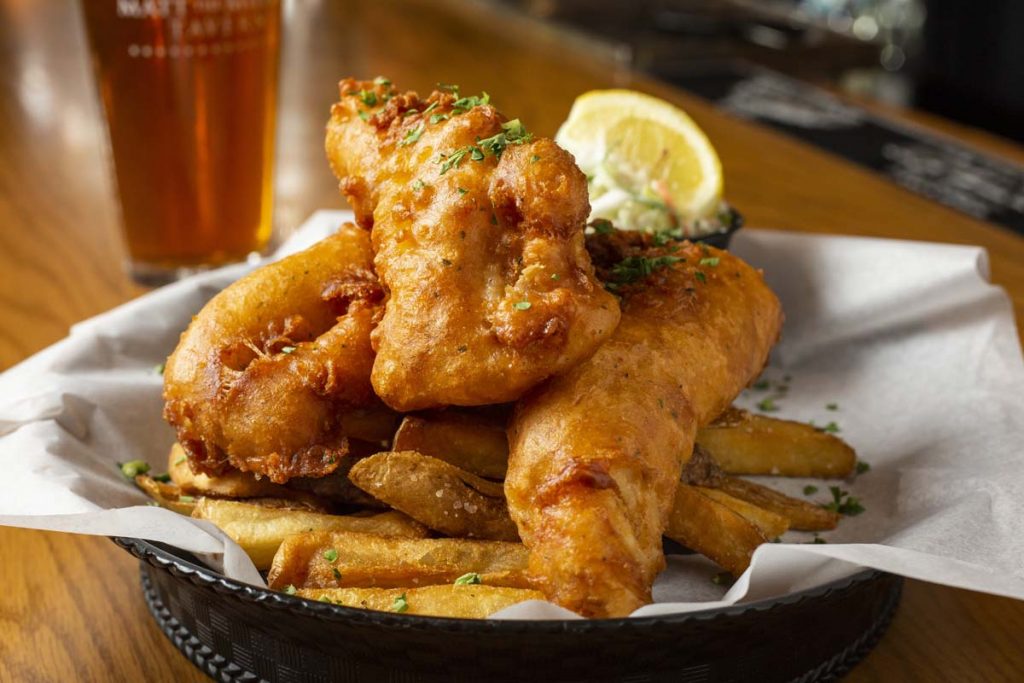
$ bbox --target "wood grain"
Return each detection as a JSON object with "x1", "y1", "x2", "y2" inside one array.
[{"x1": 0, "y1": 0, "x2": 1022, "y2": 680}]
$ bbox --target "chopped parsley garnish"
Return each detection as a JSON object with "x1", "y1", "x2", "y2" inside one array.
[
  {"x1": 694, "y1": 271, "x2": 707, "y2": 284},
  {"x1": 752, "y1": 379, "x2": 771, "y2": 390},
  {"x1": 429, "y1": 113, "x2": 450, "y2": 124},
  {"x1": 178, "y1": 495, "x2": 194, "y2": 503},
  {"x1": 438, "y1": 146, "x2": 479, "y2": 174},
  {"x1": 174, "y1": 456, "x2": 186, "y2": 466},
  {"x1": 856, "y1": 461, "x2": 871, "y2": 475},
  {"x1": 454, "y1": 572, "x2": 481, "y2": 586},
  {"x1": 412, "y1": 179, "x2": 426, "y2": 191},
  {"x1": 756, "y1": 397, "x2": 779, "y2": 412},
  {"x1": 284, "y1": 584, "x2": 297, "y2": 595},
  {"x1": 399, "y1": 124, "x2": 424, "y2": 147},
  {"x1": 119, "y1": 460, "x2": 150, "y2": 478},
  {"x1": 354, "y1": 89, "x2": 377, "y2": 107},
  {"x1": 323, "y1": 548, "x2": 339, "y2": 563},
  {"x1": 699, "y1": 257, "x2": 720, "y2": 267},
  {"x1": 422, "y1": 101, "x2": 439, "y2": 116},
  {"x1": 711, "y1": 571, "x2": 734, "y2": 586},
  {"x1": 476, "y1": 119, "x2": 532, "y2": 158},
  {"x1": 437, "y1": 82, "x2": 459, "y2": 93},
  {"x1": 373, "y1": 76, "x2": 391, "y2": 86},
  {"x1": 153, "y1": 362, "x2": 165, "y2": 375},
  {"x1": 826, "y1": 402, "x2": 838, "y2": 411},
  {"x1": 435, "y1": 120, "x2": 529, "y2": 172},
  {"x1": 550, "y1": 273, "x2": 560, "y2": 280},
  {"x1": 530, "y1": 154, "x2": 541, "y2": 163},
  {"x1": 152, "y1": 473, "x2": 171, "y2": 483},
  {"x1": 392, "y1": 593, "x2": 409, "y2": 613},
  {"x1": 513, "y1": 301, "x2": 532, "y2": 311},
  {"x1": 332, "y1": 567, "x2": 342, "y2": 581},
  {"x1": 591, "y1": 219, "x2": 615, "y2": 235},
  {"x1": 357, "y1": 110, "x2": 369, "y2": 122},
  {"x1": 822, "y1": 486, "x2": 865, "y2": 516},
  {"x1": 803, "y1": 485, "x2": 819, "y2": 496},
  {"x1": 822, "y1": 421, "x2": 841, "y2": 433},
  {"x1": 280, "y1": 346, "x2": 296, "y2": 354},
  {"x1": 457, "y1": 187, "x2": 468, "y2": 195},
  {"x1": 651, "y1": 228, "x2": 684, "y2": 246},
  {"x1": 452, "y1": 91, "x2": 489, "y2": 113},
  {"x1": 606, "y1": 255, "x2": 682, "y2": 290}
]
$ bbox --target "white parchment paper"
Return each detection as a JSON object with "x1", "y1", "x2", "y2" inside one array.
[{"x1": 1, "y1": 210, "x2": 1022, "y2": 619}]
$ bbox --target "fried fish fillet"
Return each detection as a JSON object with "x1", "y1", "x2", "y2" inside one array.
[
  {"x1": 326, "y1": 78, "x2": 620, "y2": 411},
  {"x1": 506, "y1": 231, "x2": 783, "y2": 617},
  {"x1": 163, "y1": 224, "x2": 387, "y2": 484}
]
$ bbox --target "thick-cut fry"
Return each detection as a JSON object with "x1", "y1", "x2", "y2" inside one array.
[
  {"x1": 391, "y1": 412, "x2": 509, "y2": 480},
  {"x1": 696, "y1": 487, "x2": 790, "y2": 539},
  {"x1": 192, "y1": 498, "x2": 427, "y2": 569},
  {"x1": 715, "y1": 477, "x2": 839, "y2": 531},
  {"x1": 682, "y1": 446, "x2": 839, "y2": 531},
  {"x1": 697, "y1": 407, "x2": 856, "y2": 478},
  {"x1": 298, "y1": 584, "x2": 545, "y2": 618},
  {"x1": 267, "y1": 530, "x2": 531, "y2": 591},
  {"x1": 135, "y1": 474, "x2": 197, "y2": 515},
  {"x1": 348, "y1": 451, "x2": 519, "y2": 541},
  {"x1": 665, "y1": 484, "x2": 767, "y2": 577}
]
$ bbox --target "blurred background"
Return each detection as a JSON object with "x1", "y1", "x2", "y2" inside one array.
[{"x1": 501, "y1": 0, "x2": 1023, "y2": 144}]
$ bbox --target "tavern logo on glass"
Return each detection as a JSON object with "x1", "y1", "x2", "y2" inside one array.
[{"x1": 115, "y1": 0, "x2": 275, "y2": 58}]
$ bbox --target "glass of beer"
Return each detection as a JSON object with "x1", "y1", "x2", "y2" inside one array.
[{"x1": 80, "y1": 0, "x2": 281, "y2": 286}]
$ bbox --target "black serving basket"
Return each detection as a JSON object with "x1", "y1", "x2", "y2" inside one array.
[
  {"x1": 693, "y1": 205, "x2": 744, "y2": 250},
  {"x1": 119, "y1": 206, "x2": 892, "y2": 682},
  {"x1": 115, "y1": 537, "x2": 901, "y2": 683}
]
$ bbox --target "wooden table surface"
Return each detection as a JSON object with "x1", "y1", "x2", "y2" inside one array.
[{"x1": 1, "y1": 1, "x2": 1022, "y2": 681}]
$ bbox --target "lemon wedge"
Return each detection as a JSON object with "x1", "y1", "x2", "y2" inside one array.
[{"x1": 555, "y1": 89, "x2": 723, "y2": 233}]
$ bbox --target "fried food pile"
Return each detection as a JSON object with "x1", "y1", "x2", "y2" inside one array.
[{"x1": 155, "y1": 79, "x2": 856, "y2": 619}]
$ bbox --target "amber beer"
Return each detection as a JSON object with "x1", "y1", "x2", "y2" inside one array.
[{"x1": 81, "y1": 0, "x2": 280, "y2": 284}]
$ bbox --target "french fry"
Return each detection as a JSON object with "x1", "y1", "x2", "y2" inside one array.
[
  {"x1": 665, "y1": 484, "x2": 767, "y2": 577},
  {"x1": 714, "y1": 476, "x2": 839, "y2": 531},
  {"x1": 697, "y1": 407, "x2": 856, "y2": 478},
  {"x1": 267, "y1": 530, "x2": 531, "y2": 591},
  {"x1": 391, "y1": 412, "x2": 509, "y2": 479},
  {"x1": 348, "y1": 451, "x2": 519, "y2": 541},
  {"x1": 695, "y1": 487, "x2": 790, "y2": 540},
  {"x1": 682, "y1": 446, "x2": 839, "y2": 531},
  {"x1": 298, "y1": 584, "x2": 545, "y2": 618},
  {"x1": 134, "y1": 474, "x2": 197, "y2": 515},
  {"x1": 192, "y1": 498, "x2": 428, "y2": 569}
]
